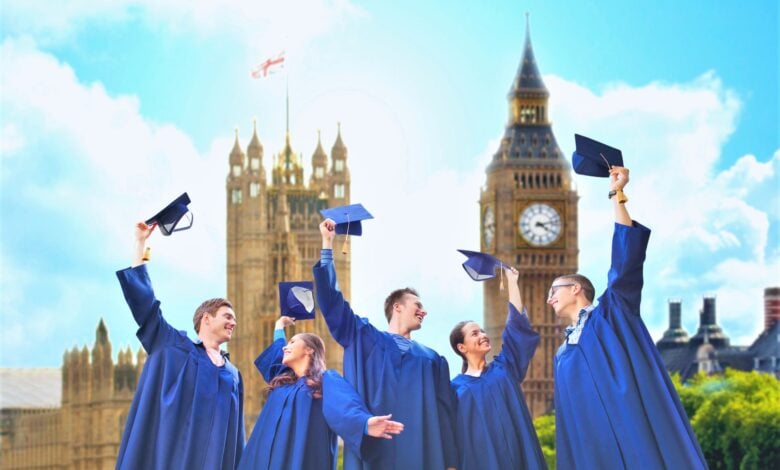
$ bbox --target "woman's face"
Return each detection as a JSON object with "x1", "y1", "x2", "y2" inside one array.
[
  {"x1": 282, "y1": 334, "x2": 312, "y2": 370},
  {"x1": 458, "y1": 322, "x2": 491, "y2": 357}
]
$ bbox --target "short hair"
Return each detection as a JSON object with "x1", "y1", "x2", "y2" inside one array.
[
  {"x1": 556, "y1": 274, "x2": 596, "y2": 303},
  {"x1": 193, "y1": 298, "x2": 233, "y2": 333},
  {"x1": 383, "y1": 287, "x2": 420, "y2": 323}
]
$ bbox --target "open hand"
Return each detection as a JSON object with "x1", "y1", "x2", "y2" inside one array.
[{"x1": 366, "y1": 414, "x2": 404, "y2": 439}]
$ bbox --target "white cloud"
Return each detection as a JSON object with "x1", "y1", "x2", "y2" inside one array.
[
  {"x1": 2, "y1": 0, "x2": 366, "y2": 59},
  {"x1": 545, "y1": 72, "x2": 779, "y2": 344}
]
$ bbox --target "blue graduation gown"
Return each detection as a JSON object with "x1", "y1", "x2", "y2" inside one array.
[
  {"x1": 554, "y1": 222, "x2": 707, "y2": 469},
  {"x1": 313, "y1": 261, "x2": 459, "y2": 470},
  {"x1": 239, "y1": 339, "x2": 380, "y2": 470},
  {"x1": 115, "y1": 264, "x2": 244, "y2": 470},
  {"x1": 451, "y1": 304, "x2": 546, "y2": 470}
]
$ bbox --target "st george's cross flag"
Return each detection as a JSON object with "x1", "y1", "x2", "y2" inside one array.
[{"x1": 251, "y1": 51, "x2": 285, "y2": 79}]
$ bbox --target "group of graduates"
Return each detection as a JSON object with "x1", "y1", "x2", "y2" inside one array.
[{"x1": 114, "y1": 163, "x2": 709, "y2": 469}]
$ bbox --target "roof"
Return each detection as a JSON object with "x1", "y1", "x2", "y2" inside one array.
[
  {"x1": 750, "y1": 321, "x2": 780, "y2": 359},
  {"x1": 0, "y1": 368, "x2": 62, "y2": 409}
]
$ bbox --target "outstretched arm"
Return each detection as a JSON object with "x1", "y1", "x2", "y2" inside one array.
[
  {"x1": 605, "y1": 167, "x2": 651, "y2": 311},
  {"x1": 313, "y1": 219, "x2": 377, "y2": 349},
  {"x1": 322, "y1": 371, "x2": 403, "y2": 463},
  {"x1": 610, "y1": 167, "x2": 631, "y2": 227},
  {"x1": 254, "y1": 316, "x2": 295, "y2": 383},
  {"x1": 498, "y1": 266, "x2": 540, "y2": 381},
  {"x1": 117, "y1": 221, "x2": 176, "y2": 353},
  {"x1": 132, "y1": 222, "x2": 155, "y2": 267}
]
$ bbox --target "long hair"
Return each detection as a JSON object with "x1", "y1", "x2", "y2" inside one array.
[
  {"x1": 449, "y1": 320, "x2": 472, "y2": 374},
  {"x1": 267, "y1": 333, "x2": 327, "y2": 399}
]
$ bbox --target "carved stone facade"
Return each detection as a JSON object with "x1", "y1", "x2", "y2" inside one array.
[
  {"x1": 0, "y1": 320, "x2": 144, "y2": 469},
  {"x1": 480, "y1": 21, "x2": 578, "y2": 418},
  {"x1": 226, "y1": 121, "x2": 351, "y2": 434}
]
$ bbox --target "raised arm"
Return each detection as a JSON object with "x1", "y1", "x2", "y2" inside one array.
[
  {"x1": 605, "y1": 167, "x2": 651, "y2": 312},
  {"x1": 116, "y1": 221, "x2": 178, "y2": 353},
  {"x1": 322, "y1": 371, "x2": 404, "y2": 463},
  {"x1": 313, "y1": 219, "x2": 377, "y2": 349},
  {"x1": 497, "y1": 267, "x2": 540, "y2": 381},
  {"x1": 254, "y1": 316, "x2": 294, "y2": 382}
]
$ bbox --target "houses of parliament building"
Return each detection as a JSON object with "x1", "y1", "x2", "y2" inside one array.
[{"x1": 12, "y1": 21, "x2": 772, "y2": 468}]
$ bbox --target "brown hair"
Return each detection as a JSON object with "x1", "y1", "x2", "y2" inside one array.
[
  {"x1": 449, "y1": 320, "x2": 472, "y2": 374},
  {"x1": 555, "y1": 274, "x2": 596, "y2": 303},
  {"x1": 193, "y1": 298, "x2": 233, "y2": 333},
  {"x1": 267, "y1": 333, "x2": 327, "y2": 399},
  {"x1": 383, "y1": 287, "x2": 420, "y2": 323}
]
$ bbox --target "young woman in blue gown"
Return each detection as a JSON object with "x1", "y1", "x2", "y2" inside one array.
[
  {"x1": 449, "y1": 266, "x2": 547, "y2": 470},
  {"x1": 238, "y1": 316, "x2": 404, "y2": 470}
]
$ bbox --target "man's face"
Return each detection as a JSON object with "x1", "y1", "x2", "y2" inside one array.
[
  {"x1": 205, "y1": 306, "x2": 237, "y2": 344},
  {"x1": 458, "y1": 322, "x2": 491, "y2": 356},
  {"x1": 546, "y1": 280, "x2": 578, "y2": 319},
  {"x1": 395, "y1": 293, "x2": 426, "y2": 332}
]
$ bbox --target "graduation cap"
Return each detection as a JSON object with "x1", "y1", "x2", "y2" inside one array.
[
  {"x1": 457, "y1": 249, "x2": 512, "y2": 290},
  {"x1": 319, "y1": 203, "x2": 373, "y2": 254},
  {"x1": 572, "y1": 134, "x2": 624, "y2": 177},
  {"x1": 145, "y1": 193, "x2": 193, "y2": 236},
  {"x1": 279, "y1": 281, "x2": 316, "y2": 320}
]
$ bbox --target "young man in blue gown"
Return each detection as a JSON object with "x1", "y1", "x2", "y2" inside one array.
[
  {"x1": 115, "y1": 222, "x2": 244, "y2": 469},
  {"x1": 313, "y1": 219, "x2": 459, "y2": 470},
  {"x1": 551, "y1": 167, "x2": 707, "y2": 469}
]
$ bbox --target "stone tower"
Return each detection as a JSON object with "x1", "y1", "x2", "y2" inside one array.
[
  {"x1": 480, "y1": 17, "x2": 578, "y2": 417},
  {"x1": 226, "y1": 120, "x2": 351, "y2": 433}
]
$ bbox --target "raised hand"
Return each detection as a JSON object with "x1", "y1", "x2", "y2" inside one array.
[
  {"x1": 275, "y1": 315, "x2": 295, "y2": 330},
  {"x1": 320, "y1": 218, "x2": 336, "y2": 249},
  {"x1": 366, "y1": 414, "x2": 405, "y2": 439}
]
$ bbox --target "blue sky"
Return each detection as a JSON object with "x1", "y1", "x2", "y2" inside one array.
[{"x1": 1, "y1": 0, "x2": 778, "y2": 372}]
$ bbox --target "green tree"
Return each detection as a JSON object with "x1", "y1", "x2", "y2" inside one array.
[
  {"x1": 679, "y1": 370, "x2": 780, "y2": 470},
  {"x1": 533, "y1": 412, "x2": 556, "y2": 469}
]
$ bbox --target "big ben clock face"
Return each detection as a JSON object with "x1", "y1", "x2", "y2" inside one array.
[
  {"x1": 482, "y1": 205, "x2": 495, "y2": 250},
  {"x1": 519, "y1": 203, "x2": 561, "y2": 246}
]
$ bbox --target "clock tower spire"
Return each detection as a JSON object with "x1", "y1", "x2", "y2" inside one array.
[{"x1": 480, "y1": 16, "x2": 578, "y2": 417}]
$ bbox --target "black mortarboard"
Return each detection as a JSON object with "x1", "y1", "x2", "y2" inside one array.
[
  {"x1": 457, "y1": 249, "x2": 511, "y2": 281},
  {"x1": 572, "y1": 134, "x2": 624, "y2": 177},
  {"x1": 319, "y1": 203, "x2": 373, "y2": 236},
  {"x1": 279, "y1": 281, "x2": 315, "y2": 320},
  {"x1": 145, "y1": 193, "x2": 193, "y2": 236}
]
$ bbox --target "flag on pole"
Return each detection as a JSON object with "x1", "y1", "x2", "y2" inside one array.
[{"x1": 251, "y1": 51, "x2": 285, "y2": 79}]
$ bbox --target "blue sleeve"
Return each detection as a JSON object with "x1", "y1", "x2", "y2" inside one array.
[
  {"x1": 605, "y1": 221, "x2": 651, "y2": 314},
  {"x1": 496, "y1": 304, "x2": 540, "y2": 381},
  {"x1": 322, "y1": 371, "x2": 383, "y2": 463},
  {"x1": 435, "y1": 355, "x2": 459, "y2": 468},
  {"x1": 321, "y1": 248, "x2": 333, "y2": 266},
  {"x1": 273, "y1": 328, "x2": 286, "y2": 342},
  {"x1": 254, "y1": 338, "x2": 288, "y2": 383},
  {"x1": 313, "y1": 259, "x2": 372, "y2": 349},
  {"x1": 115, "y1": 264, "x2": 179, "y2": 353}
]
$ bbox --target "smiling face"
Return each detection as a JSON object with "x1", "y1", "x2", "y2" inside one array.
[
  {"x1": 202, "y1": 306, "x2": 237, "y2": 344},
  {"x1": 282, "y1": 334, "x2": 313, "y2": 371},
  {"x1": 457, "y1": 322, "x2": 491, "y2": 357},
  {"x1": 546, "y1": 280, "x2": 580, "y2": 324},
  {"x1": 395, "y1": 293, "x2": 427, "y2": 332}
]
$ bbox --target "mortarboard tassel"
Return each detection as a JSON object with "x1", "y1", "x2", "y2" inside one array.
[
  {"x1": 142, "y1": 246, "x2": 151, "y2": 262},
  {"x1": 341, "y1": 215, "x2": 351, "y2": 254},
  {"x1": 499, "y1": 266, "x2": 505, "y2": 291}
]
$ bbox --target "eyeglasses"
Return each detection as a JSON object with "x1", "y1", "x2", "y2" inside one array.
[{"x1": 548, "y1": 283, "x2": 576, "y2": 298}]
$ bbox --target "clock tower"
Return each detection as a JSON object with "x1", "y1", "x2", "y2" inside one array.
[{"x1": 480, "y1": 18, "x2": 578, "y2": 417}]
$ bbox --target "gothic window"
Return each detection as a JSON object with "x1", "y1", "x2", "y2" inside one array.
[
  {"x1": 232, "y1": 165, "x2": 241, "y2": 177},
  {"x1": 335, "y1": 160, "x2": 344, "y2": 172},
  {"x1": 334, "y1": 184, "x2": 345, "y2": 198},
  {"x1": 231, "y1": 189, "x2": 242, "y2": 204},
  {"x1": 315, "y1": 167, "x2": 324, "y2": 178},
  {"x1": 250, "y1": 158, "x2": 260, "y2": 171},
  {"x1": 249, "y1": 182, "x2": 260, "y2": 197}
]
